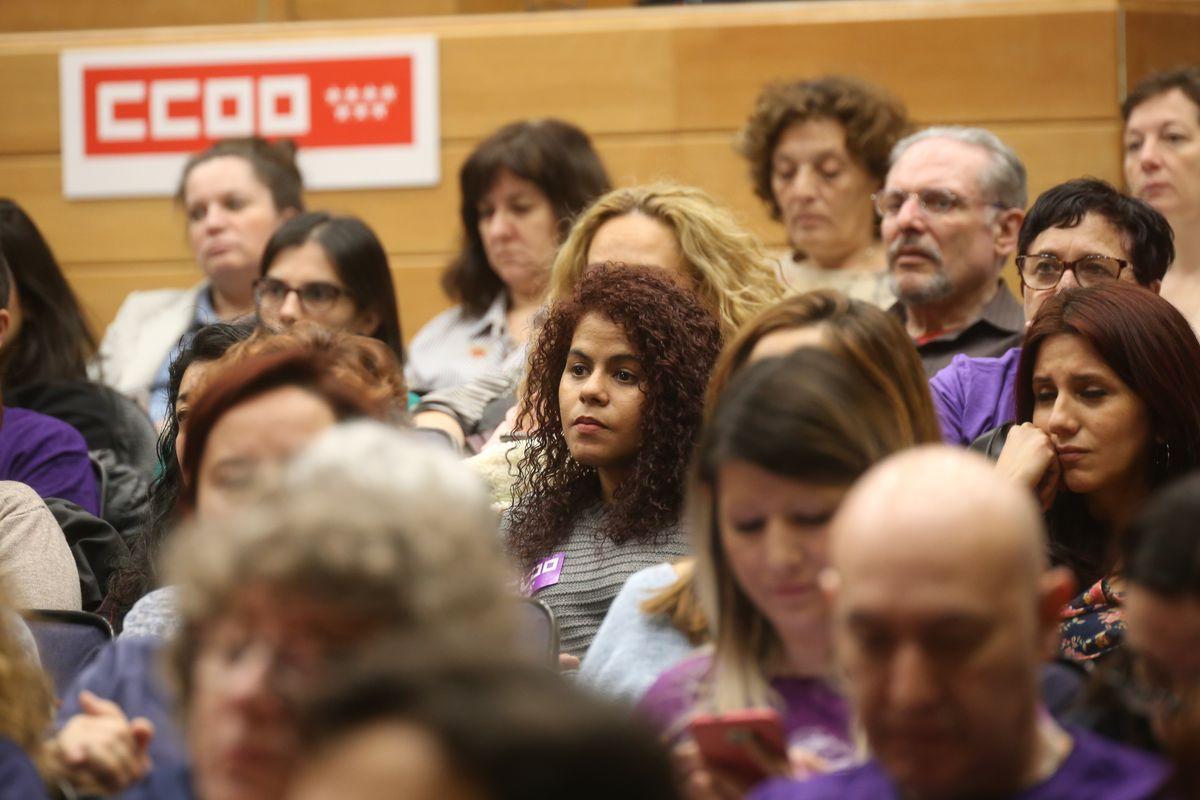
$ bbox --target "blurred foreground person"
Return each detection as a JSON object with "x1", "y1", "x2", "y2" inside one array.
[
  {"x1": 287, "y1": 649, "x2": 679, "y2": 800},
  {"x1": 753, "y1": 447, "x2": 1170, "y2": 800},
  {"x1": 48, "y1": 424, "x2": 517, "y2": 799},
  {"x1": 1116, "y1": 472, "x2": 1200, "y2": 797}
]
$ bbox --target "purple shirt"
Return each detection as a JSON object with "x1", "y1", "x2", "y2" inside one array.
[
  {"x1": 930, "y1": 347, "x2": 1022, "y2": 446},
  {"x1": 749, "y1": 727, "x2": 1171, "y2": 800},
  {"x1": 638, "y1": 654, "x2": 854, "y2": 767},
  {"x1": 0, "y1": 407, "x2": 100, "y2": 516}
]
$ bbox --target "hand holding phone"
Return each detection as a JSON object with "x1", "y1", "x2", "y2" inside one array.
[{"x1": 687, "y1": 709, "x2": 787, "y2": 786}]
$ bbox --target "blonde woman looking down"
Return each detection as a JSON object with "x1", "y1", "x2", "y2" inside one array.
[{"x1": 579, "y1": 290, "x2": 939, "y2": 701}]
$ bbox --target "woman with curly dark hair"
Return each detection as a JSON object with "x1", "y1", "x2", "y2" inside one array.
[
  {"x1": 737, "y1": 76, "x2": 909, "y2": 306},
  {"x1": 506, "y1": 264, "x2": 723, "y2": 659}
]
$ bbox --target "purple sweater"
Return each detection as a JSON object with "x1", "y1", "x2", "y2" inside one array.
[
  {"x1": 638, "y1": 654, "x2": 854, "y2": 768},
  {"x1": 749, "y1": 727, "x2": 1171, "y2": 800},
  {"x1": 930, "y1": 347, "x2": 1022, "y2": 446},
  {"x1": 0, "y1": 407, "x2": 99, "y2": 516}
]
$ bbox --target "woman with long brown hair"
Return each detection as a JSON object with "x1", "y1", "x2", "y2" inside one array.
[{"x1": 997, "y1": 281, "x2": 1200, "y2": 662}]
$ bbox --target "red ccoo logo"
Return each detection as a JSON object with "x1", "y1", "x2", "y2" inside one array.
[
  {"x1": 84, "y1": 57, "x2": 414, "y2": 155},
  {"x1": 61, "y1": 38, "x2": 440, "y2": 198}
]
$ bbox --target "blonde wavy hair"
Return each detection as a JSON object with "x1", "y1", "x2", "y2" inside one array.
[{"x1": 548, "y1": 183, "x2": 782, "y2": 338}]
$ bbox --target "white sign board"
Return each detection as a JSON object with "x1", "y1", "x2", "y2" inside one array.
[{"x1": 59, "y1": 37, "x2": 439, "y2": 198}]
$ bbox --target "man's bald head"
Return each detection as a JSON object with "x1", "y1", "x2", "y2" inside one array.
[
  {"x1": 831, "y1": 445, "x2": 1048, "y2": 595},
  {"x1": 825, "y1": 446, "x2": 1073, "y2": 800}
]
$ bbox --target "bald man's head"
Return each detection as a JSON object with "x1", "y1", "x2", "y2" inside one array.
[
  {"x1": 831, "y1": 446, "x2": 1048, "y2": 594},
  {"x1": 825, "y1": 446, "x2": 1073, "y2": 800}
]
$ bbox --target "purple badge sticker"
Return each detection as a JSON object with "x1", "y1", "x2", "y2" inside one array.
[{"x1": 525, "y1": 552, "x2": 566, "y2": 595}]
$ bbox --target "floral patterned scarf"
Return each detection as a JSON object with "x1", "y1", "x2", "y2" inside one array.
[{"x1": 1059, "y1": 578, "x2": 1125, "y2": 662}]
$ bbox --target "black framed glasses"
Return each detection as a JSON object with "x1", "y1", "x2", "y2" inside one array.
[
  {"x1": 253, "y1": 277, "x2": 351, "y2": 314},
  {"x1": 1015, "y1": 255, "x2": 1129, "y2": 291}
]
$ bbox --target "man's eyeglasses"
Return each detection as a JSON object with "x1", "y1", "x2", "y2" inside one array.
[
  {"x1": 871, "y1": 188, "x2": 1000, "y2": 218},
  {"x1": 253, "y1": 277, "x2": 351, "y2": 314},
  {"x1": 1015, "y1": 255, "x2": 1129, "y2": 291}
]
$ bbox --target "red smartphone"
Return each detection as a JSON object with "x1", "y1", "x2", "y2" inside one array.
[{"x1": 688, "y1": 709, "x2": 787, "y2": 784}]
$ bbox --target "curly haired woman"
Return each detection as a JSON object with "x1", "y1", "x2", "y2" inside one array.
[
  {"x1": 736, "y1": 76, "x2": 909, "y2": 305},
  {"x1": 506, "y1": 264, "x2": 723, "y2": 659}
]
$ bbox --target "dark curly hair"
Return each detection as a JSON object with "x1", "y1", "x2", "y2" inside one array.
[
  {"x1": 735, "y1": 76, "x2": 910, "y2": 221},
  {"x1": 507, "y1": 264, "x2": 723, "y2": 570}
]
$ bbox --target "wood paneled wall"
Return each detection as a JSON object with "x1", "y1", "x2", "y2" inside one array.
[
  {"x1": 0, "y1": 0, "x2": 1180, "y2": 342},
  {"x1": 0, "y1": 0, "x2": 636, "y2": 33}
]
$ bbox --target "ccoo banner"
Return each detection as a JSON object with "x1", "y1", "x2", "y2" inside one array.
[{"x1": 59, "y1": 36, "x2": 439, "y2": 199}]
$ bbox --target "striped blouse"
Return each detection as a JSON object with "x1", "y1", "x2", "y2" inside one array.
[{"x1": 519, "y1": 504, "x2": 690, "y2": 659}]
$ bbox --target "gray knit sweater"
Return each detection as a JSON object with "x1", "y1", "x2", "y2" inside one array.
[{"x1": 523, "y1": 504, "x2": 690, "y2": 659}]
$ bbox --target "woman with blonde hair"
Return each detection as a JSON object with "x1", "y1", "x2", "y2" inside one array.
[
  {"x1": 580, "y1": 291, "x2": 937, "y2": 701},
  {"x1": 703, "y1": 289, "x2": 939, "y2": 430},
  {"x1": 549, "y1": 182, "x2": 782, "y2": 339}
]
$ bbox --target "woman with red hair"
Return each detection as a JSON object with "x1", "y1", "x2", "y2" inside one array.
[{"x1": 997, "y1": 281, "x2": 1200, "y2": 662}]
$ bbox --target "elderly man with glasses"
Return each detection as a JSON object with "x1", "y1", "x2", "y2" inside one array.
[
  {"x1": 928, "y1": 177, "x2": 1173, "y2": 447},
  {"x1": 877, "y1": 126, "x2": 1028, "y2": 376}
]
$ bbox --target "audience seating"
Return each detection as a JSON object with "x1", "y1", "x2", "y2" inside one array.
[{"x1": 24, "y1": 609, "x2": 114, "y2": 697}]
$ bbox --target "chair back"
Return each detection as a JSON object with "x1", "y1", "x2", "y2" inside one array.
[
  {"x1": 516, "y1": 597, "x2": 559, "y2": 668},
  {"x1": 25, "y1": 609, "x2": 114, "y2": 697}
]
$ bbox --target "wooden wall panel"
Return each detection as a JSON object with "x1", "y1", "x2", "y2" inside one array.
[
  {"x1": 1123, "y1": 2, "x2": 1200, "y2": 90},
  {"x1": 0, "y1": 0, "x2": 275, "y2": 32},
  {"x1": 0, "y1": 0, "x2": 1136, "y2": 342},
  {"x1": 0, "y1": 1, "x2": 1122, "y2": 155}
]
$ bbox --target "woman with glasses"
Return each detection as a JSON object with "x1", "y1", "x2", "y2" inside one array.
[
  {"x1": 255, "y1": 212, "x2": 405, "y2": 366},
  {"x1": 736, "y1": 76, "x2": 909, "y2": 306},
  {"x1": 995, "y1": 282, "x2": 1200, "y2": 664},
  {"x1": 930, "y1": 178, "x2": 1174, "y2": 446}
]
